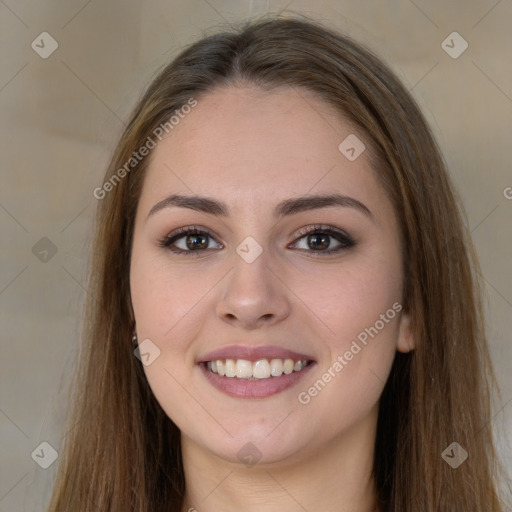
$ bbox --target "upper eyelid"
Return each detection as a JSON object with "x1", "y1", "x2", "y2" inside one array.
[
  {"x1": 293, "y1": 224, "x2": 350, "y2": 238},
  {"x1": 165, "y1": 224, "x2": 348, "y2": 238},
  {"x1": 165, "y1": 225, "x2": 220, "y2": 242}
]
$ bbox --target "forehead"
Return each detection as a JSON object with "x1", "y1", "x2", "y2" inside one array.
[{"x1": 140, "y1": 85, "x2": 384, "y2": 216}]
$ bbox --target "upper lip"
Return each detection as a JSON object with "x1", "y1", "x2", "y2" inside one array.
[{"x1": 197, "y1": 345, "x2": 316, "y2": 364}]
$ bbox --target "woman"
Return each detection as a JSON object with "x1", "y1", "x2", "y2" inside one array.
[{"x1": 48, "y1": 15, "x2": 507, "y2": 512}]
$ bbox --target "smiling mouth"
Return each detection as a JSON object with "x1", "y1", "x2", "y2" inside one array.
[{"x1": 204, "y1": 358, "x2": 313, "y2": 380}]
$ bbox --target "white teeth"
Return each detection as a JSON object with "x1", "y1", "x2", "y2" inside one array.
[
  {"x1": 253, "y1": 359, "x2": 271, "y2": 379},
  {"x1": 270, "y1": 359, "x2": 283, "y2": 377},
  {"x1": 225, "y1": 359, "x2": 236, "y2": 377},
  {"x1": 206, "y1": 358, "x2": 310, "y2": 379},
  {"x1": 235, "y1": 359, "x2": 253, "y2": 379},
  {"x1": 283, "y1": 359, "x2": 294, "y2": 374}
]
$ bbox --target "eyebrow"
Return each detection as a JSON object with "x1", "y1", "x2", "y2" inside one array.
[{"x1": 146, "y1": 193, "x2": 373, "y2": 221}]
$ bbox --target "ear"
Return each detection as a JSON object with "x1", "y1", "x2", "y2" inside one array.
[{"x1": 397, "y1": 311, "x2": 415, "y2": 353}]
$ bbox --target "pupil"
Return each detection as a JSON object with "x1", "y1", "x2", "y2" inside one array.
[
  {"x1": 308, "y1": 234, "x2": 329, "y2": 250},
  {"x1": 187, "y1": 234, "x2": 208, "y2": 250}
]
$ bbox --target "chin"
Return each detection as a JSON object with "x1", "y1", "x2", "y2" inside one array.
[{"x1": 191, "y1": 421, "x2": 315, "y2": 467}]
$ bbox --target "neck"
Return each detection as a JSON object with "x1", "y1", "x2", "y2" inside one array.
[{"x1": 180, "y1": 405, "x2": 380, "y2": 512}]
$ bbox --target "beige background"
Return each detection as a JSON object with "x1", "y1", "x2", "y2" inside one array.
[{"x1": 1, "y1": 1, "x2": 511, "y2": 510}]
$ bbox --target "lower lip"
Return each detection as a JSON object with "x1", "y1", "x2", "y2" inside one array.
[{"x1": 199, "y1": 362, "x2": 316, "y2": 399}]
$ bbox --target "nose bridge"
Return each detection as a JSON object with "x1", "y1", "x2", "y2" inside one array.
[
  {"x1": 216, "y1": 241, "x2": 290, "y2": 327},
  {"x1": 231, "y1": 244, "x2": 271, "y2": 292}
]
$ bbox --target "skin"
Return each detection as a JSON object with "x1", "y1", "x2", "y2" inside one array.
[{"x1": 129, "y1": 84, "x2": 414, "y2": 512}]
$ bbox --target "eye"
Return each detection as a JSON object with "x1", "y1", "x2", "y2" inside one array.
[
  {"x1": 158, "y1": 224, "x2": 355, "y2": 257},
  {"x1": 158, "y1": 226, "x2": 223, "y2": 256},
  {"x1": 289, "y1": 224, "x2": 355, "y2": 256}
]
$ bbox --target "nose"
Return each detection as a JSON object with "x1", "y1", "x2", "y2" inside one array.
[{"x1": 215, "y1": 249, "x2": 292, "y2": 330}]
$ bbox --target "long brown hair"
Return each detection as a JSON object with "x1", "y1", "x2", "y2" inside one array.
[{"x1": 48, "y1": 13, "x2": 507, "y2": 511}]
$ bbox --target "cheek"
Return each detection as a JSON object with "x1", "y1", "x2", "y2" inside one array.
[
  {"x1": 304, "y1": 322, "x2": 397, "y2": 435},
  {"x1": 141, "y1": 356, "x2": 204, "y2": 439},
  {"x1": 298, "y1": 273, "x2": 401, "y2": 428},
  {"x1": 130, "y1": 245, "x2": 208, "y2": 344},
  {"x1": 291, "y1": 253, "x2": 402, "y2": 411},
  {"x1": 129, "y1": 249, "x2": 205, "y2": 429},
  {"x1": 290, "y1": 250, "x2": 403, "y2": 350}
]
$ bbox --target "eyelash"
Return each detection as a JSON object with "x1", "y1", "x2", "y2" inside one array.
[{"x1": 158, "y1": 224, "x2": 355, "y2": 257}]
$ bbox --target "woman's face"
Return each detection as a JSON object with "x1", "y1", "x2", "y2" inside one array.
[{"x1": 130, "y1": 85, "x2": 413, "y2": 466}]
